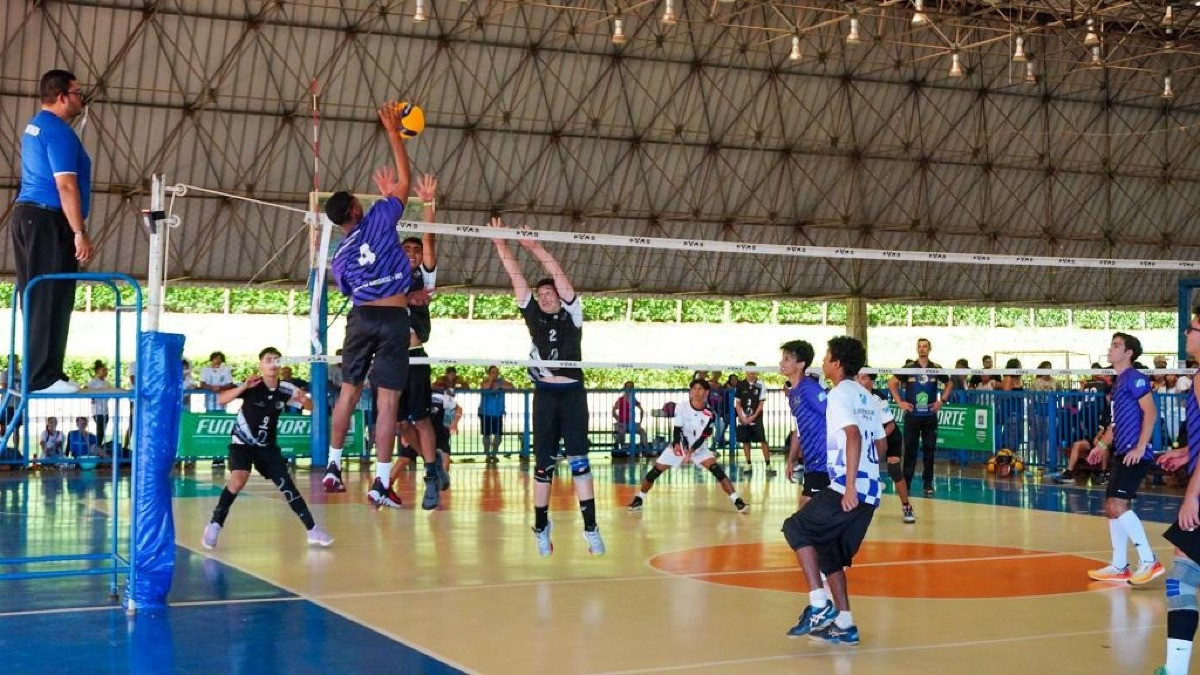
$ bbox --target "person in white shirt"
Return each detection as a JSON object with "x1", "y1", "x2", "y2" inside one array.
[
  {"x1": 39, "y1": 416, "x2": 66, "y2": 465},
  {"x1": 783, "y1": 336, "x2": 885, "y2": 647},
  {"x1": 625, "y1": 378, "x2": 748, "y2": 514},
  {"x1": 200, "y1": 351, "x2": 235, "y2": 412},
  {"x1": 86, "y1": 360, "x2": 112, "y2": 443}
]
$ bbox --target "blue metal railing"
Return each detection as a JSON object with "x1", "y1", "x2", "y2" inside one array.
[{"x1": 0, "y1": 273, "x2": 141, "y2": 600}]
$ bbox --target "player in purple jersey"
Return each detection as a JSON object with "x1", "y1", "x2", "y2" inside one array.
[
  {"x1": 780, "y1": 340, "x2": 829, "y2": 509},
  {"x1": 319, "y1": 102, "x2": 422, "y2": 510},
  {"x1": 1086, "y1": 332, "x2": 1163, "y2": 585},
  {"x1": 1153, "y1": 308, "x2": 1200, "y2": 675}
]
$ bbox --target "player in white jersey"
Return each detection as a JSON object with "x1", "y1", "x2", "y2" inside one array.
[
  {"x1": 627, "y1": 379, "x2": 747, "y2": 513},
  {"x1": 783, "y1": 336, "x2": 885, "y2": 647}
]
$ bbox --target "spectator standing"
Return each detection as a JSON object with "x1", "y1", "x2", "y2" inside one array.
[
  {"x1": 280, "y1": 366, "x2": 309, "y2": 415},
  {"x1": 86, "y1": 360, "x2": 111, "y2": 443},
  {"x1": 0, "y1": 357, "x2": 23, "y2": 459},
  {"x1": 10, "y1": 69, "x2": 94, "y2": 394},
  {"x1": 200, "y1": 351, "x2": 235, "y2": 412},
  {"x1": 478, "y1": 365, "x2": 513, "y2": 462},
  {"x1": 888, "y1": 338, "x2": 952, "y2": 496},
  {"x1": 612, "y1": 381, "x2": 648, "y2": 453}
]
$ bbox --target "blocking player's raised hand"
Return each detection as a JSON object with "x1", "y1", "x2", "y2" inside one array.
[
  {"x1": 415, "y1": 173, "x2": 437, "y2": 203},
  {"x1": 373, "y1": 166, "x2": 398, "y2": 197}
]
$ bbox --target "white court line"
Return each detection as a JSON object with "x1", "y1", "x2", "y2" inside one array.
[
  {"x1": 0, "y1": 604, "x2": 120, "y2": 619},
  {"x1": 0, "y1": 595, "x2": 302, "y2": 619},
  {"x1": 591, "y1": 623, "x2": 1169, "y2": 674}
]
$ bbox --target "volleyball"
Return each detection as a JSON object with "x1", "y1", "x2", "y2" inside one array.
[{"x1": 394, "y1": 101, "x2": 425, "y2": 139}]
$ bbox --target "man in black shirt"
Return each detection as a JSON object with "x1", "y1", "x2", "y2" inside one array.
[
  {"x1": 736, "y1": 363, "x2": 773, "y2": 477},
  {"x1": 202, "y1": 347, "x2": 332, "y2": 549},
  {"x1": 492, "y1": 217, "x2": 604, "y2": 557}
]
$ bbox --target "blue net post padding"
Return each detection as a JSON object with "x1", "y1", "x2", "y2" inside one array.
[{"x1": 125, "y1": 331, "x2": 185, "y2": 612}]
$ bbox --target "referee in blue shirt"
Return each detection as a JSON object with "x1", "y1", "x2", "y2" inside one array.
[{"x1": 10, "y1": 69, "x2": 94, "y2": 394}]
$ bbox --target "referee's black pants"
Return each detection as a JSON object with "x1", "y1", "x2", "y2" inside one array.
[
  {"x1": 902, "y1": 414, "x2": 939, "y2": 491},
  {"x1": 10, "y1": 204, "x2": 78, "y2": 391}
]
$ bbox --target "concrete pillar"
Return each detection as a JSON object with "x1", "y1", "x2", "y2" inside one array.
[{"x1": 846, "y1": 297, "x2": 868, "y2": 350}]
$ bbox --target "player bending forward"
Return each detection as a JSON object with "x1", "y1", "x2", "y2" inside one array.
[{"x1": 627, "y1": 378, "x2": 748, "y2": 514}]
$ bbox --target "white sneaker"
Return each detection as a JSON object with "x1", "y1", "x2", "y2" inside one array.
[
  {"x1": 583, "y1": 527, "x2": 606, "y2": 556},
  {"x1": 202, "y1": 522, "x2": 222, "y2": 550},
  {"x1": 533, "y1": 522, "x2": 553, "y2": 557},
  {"x1": 34, "y1": 380, "x2": 78, "y2": 394},
  {"x1": 306, "y1": 525, "x2": 334, "y2": 547}
]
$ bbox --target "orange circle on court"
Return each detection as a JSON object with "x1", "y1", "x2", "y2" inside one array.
[{"x1": 649, "y1": 541, "x2": 1110, "y2": 598}]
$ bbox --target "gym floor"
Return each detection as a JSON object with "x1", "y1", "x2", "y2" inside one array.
[{"x1": 0, "y1": 459, "x2": 1183, "y2": 674}]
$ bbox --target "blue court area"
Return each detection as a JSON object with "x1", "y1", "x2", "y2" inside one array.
[{"x1": 0, "y1": 472, "x2": 461, "y2": 674}]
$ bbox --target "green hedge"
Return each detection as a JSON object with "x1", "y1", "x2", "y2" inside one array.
[
  {"x1": 995, "y1": 307, "x2": 1031, "y2": 328},
  {"x1": 472, "y1": 294, "x2": 519, "y2": 320},
  {"x1": 681, "y1": 300, "x2": 723, "y2": 323},
  {"x1": 1147, "y1": 311, "x2": 1176, "y2": 330},
  {"x1": 777, "y1": 301, "x2": 823, "y2": 324},
  {"x1": 431, "y1": 293, "x2": 470, "y2": 319},
  {"x1": 1035, "y1": 308, "x2": 1068, "y2": 328},
  {"x1": 583, "y1": 297, "x2": 626, "y2": 321},
  {"x1": 954, "y1": 306, "x2": 990, "y2": 327},
  {"x1": 912, "y1": 305, "x2": 949, "y2": 326},
  {"x1": 868, "y1": 304, "x2": 907, "y2": 327},
  {"x1": 631, "y1": 298, "x2": 675, "y2": 322},
  {"x1": 1076, "y1": 309, "x2": 1106, "y2": 330},
  {"x1": 1110, "y1": 310, "x2": 1141, "y2": 330},
  {"x1": 729, "y1": 300, "x2": 771, "y2": 323}
]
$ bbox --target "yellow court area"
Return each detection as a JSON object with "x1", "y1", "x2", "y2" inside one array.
[{"x1": 175, "y1": 461, "x2": 1179, "y2": 674}]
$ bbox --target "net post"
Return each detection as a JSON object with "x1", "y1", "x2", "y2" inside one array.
[
  {"x1": 143, "y1": 175, "x2": 165, "y2": 332},
  {"x1": 310, "y1": 270, "x2": 329, "y2": 469}
]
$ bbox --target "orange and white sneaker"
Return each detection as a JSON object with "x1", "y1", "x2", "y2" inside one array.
[
  {"x1": 1128, "y1": 559, "x2": 1165, "y2": 586},
  {"x1": 1087, "y1": 564, "x2": 1131, "y2": 582}
]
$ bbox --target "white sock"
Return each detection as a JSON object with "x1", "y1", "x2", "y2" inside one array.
[
  {"x1": 636, "y1": 491, "x2": 646, "y2": 499},
  {"x1": 809, "y1": 588, "x2": 829, "y2": 608},
  {"x1": 329, "y1": 447, "x2": 343, "y2": 468},
  {"x1": 375, "y1": 461, "x2": 391, "y2": 484},
  {"x1": 730, "y1": 491, "x2": 741, "y2": 502},
  {"x1": 1118, "y1": 510, "x2": 1155, "y2": 564},
  {"x1": 1109, "y1": 519, "x2": 1129, "y2": 569},
  {"x1": 835, "y1": 611, "x2": 854, "y2": 629},
  {"x1": 1167, "y1": 638, "x2": 1193, "y2": 675}
]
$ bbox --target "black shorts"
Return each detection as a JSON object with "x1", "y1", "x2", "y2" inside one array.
[
  {"x1": 434, "y1": 423, "x2": 451, "y2": 453},
  {"x1": 398, "y1": 351, "x2": 432, "y2": 422},
  {"x1": 782, "y1": 488, "x2": 876, "y2": 575},
  {"x1": 481, "y1": 415, "x2": 503, "y2": 436},
  {"x1": 1165, "y1": 522, "x2": 1200, "y2": 564},
  {"x1": 802, "y1": 471, "x2": 830, "y2": 497},
  {"x1": 340, "y1": 306, "x2": 410, "y2": 391},
  {"x1": 737, "y1": 421, "x2": 766, "y2": 444},
  {"x1": 885, "y1": 429, "x2": 903, "y2": 459},
  {"x1": 398, "y1": 443, "x2": 419, "y2": 461},
  {"x1": 1106, "y1": 457, "x2": 1152, "y2": 500},
  {"x1": 228, "y1": 443, "x2": 288, "y2": 479},
  {"x1": 533, "y1": 385, "x2": 589, "y2": 466}
]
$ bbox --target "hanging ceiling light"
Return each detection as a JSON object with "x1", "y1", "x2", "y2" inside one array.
[
  {"x1": 1024, "y1": 60, "x2": 1037, "y2": 84},
  {"x1": 912, "y1": 0, "x2": 929, "y2": 26},
  {"x1": 1091, "y1": 45, "x2": 1102, "y2": 65},
  {"x1": 661, "y1": 0, "x2": 676, "y2": 26},
  {"x1": 1012, "y1": 35, "x2": 1026, "y2": 63},
  {"x1": 414, "y1": 0, "x2": 427, "y2": 22},
  {"x1": 789, "y1": 35, "x2": 802, "y2": 61},
  {"x1": 1165, "y1": 5, "x2": 1175, "y2": 28},
  {"x1": 1163, "y1": 74, "x2": 1175, "y2": 100},
  {"x1": 1084, "y1": 18, "x2": 1100, "y2": 47},
  {"x1": 612, "y1": 17, "x2": 627, "y2": 44},
  {"x1": 847, "y1": 14, "x2": 861, "y2": 44},
  {"x1": 949, "y1": 51, "x2": 964, "y2": 78}
]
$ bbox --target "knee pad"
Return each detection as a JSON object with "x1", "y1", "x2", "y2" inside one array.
[
  {"x1": 708, "y1": 464, "x2": 728, "y2": 482},
  {"x1": 645, "y1": 466, "x2": 663, "y2": 484},
  {"x1": 888, "y1": 461, "x2": 904, "y2": 483},
  {"x1": 1167, "y1": 557, "x2": 1200, "y2": 612},
  {"x1": 568, "y1": 455, "x2": 591, "y2": 477},
  {"x1": 534, "y1": 463, "x2": 556, "y2": 483}
]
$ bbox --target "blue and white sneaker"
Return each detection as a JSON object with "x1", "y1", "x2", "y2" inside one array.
[
  {"x1": 786, "y1": 600, "x2": 838, "y2": 637},
  {"x1": 583, "y1": 527, "x2": 606, "y2": 556},
  {"x1": 809, "y1": 622, "x2": 860, "y2": 646},
  {"x1": 533, "y1": 522, "x2": 554, "y2": 557}
]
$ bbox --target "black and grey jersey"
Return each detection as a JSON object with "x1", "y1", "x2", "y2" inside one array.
[
  {"x1": 408, "y1": 264, "x2": 436, "y2": 345},
  {"x1": 519, "y1": 294, "x2": 583, "y2": 384},
  {"x1": 232, "y1": 380, "x2": 299, "y2": 447}
]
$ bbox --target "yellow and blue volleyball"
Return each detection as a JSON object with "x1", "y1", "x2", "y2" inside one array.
[{"x1": 394, "y1": 101, "x2": 425, "y2": 139}]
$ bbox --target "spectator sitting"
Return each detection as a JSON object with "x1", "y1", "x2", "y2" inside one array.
[
  {"x1": 1052, "y1": 423, "x2": 1110, "y2": 485},
  {"x1": 66, "y1": 416, "x2": 100, "y2": 460},
  {"x1": 39, "y1": 417, "x2": 65, "y2": 466},
  {"x1": 969, "y1": 355, "x2": 998, "y2": 390},
  {"x1": 280, "y1": 366, "x2": 309, "y2": 414},
  {"x1": 200, "y1": 351, "x2": 236, "y2": 412},
  {"x1": 612, "y1": 381, "x2": 648, "y2": 452}
]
